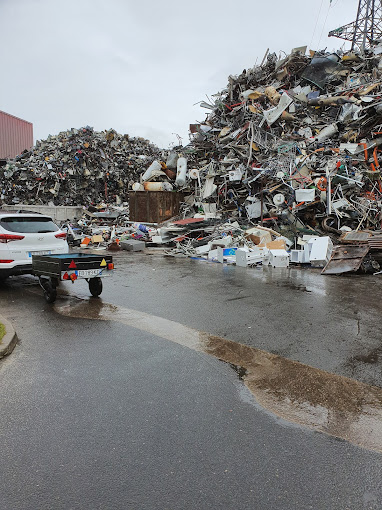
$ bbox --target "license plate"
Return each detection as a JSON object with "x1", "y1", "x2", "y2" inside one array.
[
  {"x1": 77, "y1": 269, "x2": 107, "y2": 278},
  {"x1": 29, "y1": 250, "x2": 52, "y2": 257}
]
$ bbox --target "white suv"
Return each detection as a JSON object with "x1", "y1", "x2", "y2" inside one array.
[{"x1": 0, "y1": 211, "x2": 69, "y2": 280}]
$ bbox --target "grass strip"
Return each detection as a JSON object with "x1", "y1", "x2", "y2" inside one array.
[{"x1": 0, "y1": 322, "x2": 5, "y2": 342}]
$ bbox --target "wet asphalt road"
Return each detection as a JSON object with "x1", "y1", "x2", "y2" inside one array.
[
  {"x1": 100, "y1": 250, "x2": 382, "y2": 387},
  {"x1": 1, "y1": 252, "x2": 382, "y2": 509}
]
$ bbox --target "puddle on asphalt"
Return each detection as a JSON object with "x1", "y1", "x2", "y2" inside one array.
[
  {"x1": 54, "y1": 295, "x2": 382, "y2": 453},
  {"x1": 275, "y1": 282, "x2": 312, "y2": 293}
]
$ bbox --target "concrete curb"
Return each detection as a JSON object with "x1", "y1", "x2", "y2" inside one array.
[{"x1": 0, "y1": 315, "x2": 18, "y2": 359}]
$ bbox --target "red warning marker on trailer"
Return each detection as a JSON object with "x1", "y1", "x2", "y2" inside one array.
[
  {"x1": 68, "y1": 260, "x2": 77, "y2": 269},
  {"x1": 63, "y1": 272, "x2": 69, "y2": 280}
]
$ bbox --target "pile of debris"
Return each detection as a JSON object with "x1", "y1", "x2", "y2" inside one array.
[
  {"x1": 125, "y1": 44, "x2": 382, "y2": 274},
  {"x1": 110, "y1": 217, "x2": 378, "y2": 275},
  {"x1": 179, "y1": 46, "x2": 382, "y2": 236},
  {"x1": 128, "y1": 46, "x2": 382, "y2": 239},
  {"x1": 0, "y1": 126, "x2": 162, "y2": 206}
]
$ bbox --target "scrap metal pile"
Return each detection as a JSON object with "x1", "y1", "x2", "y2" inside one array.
[
  {"x1": 178, "y1": 45, "x2": 382, "y2": 239},
  {"x1": 130, "y1": 44, "x2": 382, "y2": 273},
  {"x1": 0, "y1": 126, "x2": 161, "y2": 206}
]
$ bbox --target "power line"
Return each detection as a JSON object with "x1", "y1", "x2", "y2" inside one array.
[
  {"x1": 317, "y1": 1, "x2": 333, "y2": 49},
  {"x1": 310, "y1": 0, "x2": 325, "y2": 49}
]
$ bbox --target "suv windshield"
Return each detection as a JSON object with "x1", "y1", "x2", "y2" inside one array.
[{"x1": 0, "y1": 217, "x2": 59, "y2": 233}]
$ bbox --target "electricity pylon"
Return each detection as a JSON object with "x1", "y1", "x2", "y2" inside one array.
[{"x1": 328, "y1": 0, "x2": 382, "y2": 52}]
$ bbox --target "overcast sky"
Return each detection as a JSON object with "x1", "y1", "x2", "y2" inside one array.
[{"x1": 0, "y1": 0, "x2": 356, "y2": 149}]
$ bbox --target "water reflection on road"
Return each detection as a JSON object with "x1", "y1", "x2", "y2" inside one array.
[{"x1": 55, "y1": 294, "x2": 382, "y2": 453}]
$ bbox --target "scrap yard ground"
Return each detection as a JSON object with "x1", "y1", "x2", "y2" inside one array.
[
  {"x1": 3, "y1": 259, "x2": 382, "y2": 509},
  {"x1": 3, "y1": 249, "x2": 382, "y2": 388},
  {"x1": 91, "y1": 250, "x2": 382, "y2": 389}
]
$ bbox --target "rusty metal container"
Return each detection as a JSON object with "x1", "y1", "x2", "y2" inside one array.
[
  {"x1": 129, "y1": 191, "x2": 184, "y2": 223},
  {"x1": 0, "y1": 110, "x2": 33, "y2": 159}
]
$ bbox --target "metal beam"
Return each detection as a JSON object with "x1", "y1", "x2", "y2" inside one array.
[{"x1": 328, "y1": 0, "x2": 382, "y2": 52}]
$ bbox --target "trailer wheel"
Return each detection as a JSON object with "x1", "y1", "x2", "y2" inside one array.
[
  {"x1": 89, "y1": 277, "x2": 102, "y2": 297},
  {"x1": 43, "y1": 281, "x2": 57, "y2": 303}
]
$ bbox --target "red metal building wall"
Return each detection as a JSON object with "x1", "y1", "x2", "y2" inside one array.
[{"x1": 0, "y1": 110, "x2": 33, "y2": 159}]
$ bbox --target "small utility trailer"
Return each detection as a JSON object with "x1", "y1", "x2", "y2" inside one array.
[{"x1": 32, "y1": 253, "x2": 114, "y2": 303}]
